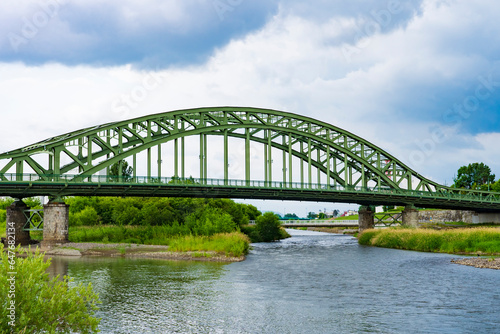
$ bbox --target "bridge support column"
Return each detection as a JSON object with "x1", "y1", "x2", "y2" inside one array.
[
  {"x1": 5, "y1": 200, "x2": 31, "y2": 246},
  {"x1": 358, "y1": 206, "x2": 374, "y2": 232},
  {"x1": 42, "y1": 201, "x2": 69, "y2": 246},
  {"x1": 402, "y1": 205, "x2": 419, "y2": 228}
]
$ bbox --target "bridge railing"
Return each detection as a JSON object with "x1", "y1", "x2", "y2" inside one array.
[{"x1": 1, "y1": 173, "x2": 500, "y2": 203}]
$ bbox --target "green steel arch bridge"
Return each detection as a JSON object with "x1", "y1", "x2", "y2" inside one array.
[{"x1": 1, "y1": 106, "x2": 500, "y2": 212}]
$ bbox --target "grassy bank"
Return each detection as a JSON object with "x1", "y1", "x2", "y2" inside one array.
[
  {"x1": 358, "y1": 227, "x2": 500, "y2": 255},
  {"x1": 168, "y1": 232, "x2": 250, "y2": 257}
]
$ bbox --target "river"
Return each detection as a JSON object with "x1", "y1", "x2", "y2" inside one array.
[{"x1": 49, "y1": 229, "x2": 500, "y2": 333}]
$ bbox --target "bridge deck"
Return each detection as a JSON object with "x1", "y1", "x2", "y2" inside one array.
[{"x1": 1, "y1": 174, "x2": 500, "y2": 212}]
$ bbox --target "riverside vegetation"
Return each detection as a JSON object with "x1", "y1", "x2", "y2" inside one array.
[
  {"x1": 358, "y1": 227, "x2": 500, "y2": 255},
  {"x1": 0, "y1": 197, "x2": 288, "y2": 258},
  {"x1": 1, "y1": 245, "x2": 101, "y2": 334}
]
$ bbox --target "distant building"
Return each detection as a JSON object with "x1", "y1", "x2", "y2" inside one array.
[{"x1": 341, "y1": 210, "x2": 358, "y2": 217}]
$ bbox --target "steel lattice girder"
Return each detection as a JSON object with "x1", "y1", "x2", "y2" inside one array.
[{"x1": 0, "y1": 106, "x2": 499, "y2": 209}]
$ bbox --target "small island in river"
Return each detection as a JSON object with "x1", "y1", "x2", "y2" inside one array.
[{"x1": 29, "y1": 242, "x2": 246, "y2": 262}]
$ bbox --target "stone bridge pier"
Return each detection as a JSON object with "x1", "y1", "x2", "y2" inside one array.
[
  {"x1": 358, "y1": 206, "x2": 375, "y2": 232},
  {"x1": 5, "y1": 200, "x2": 31, "y2": 246},
  {"x1": 5, "y1": 199, "x2": 69, "y2": 247},
  {"x1": 358, "y1": 204, "x2": 421, "y2": 232},
  {"x1": 42, "y1": 200, "x2": 69, "y2": 246},
  {"x1": 402, "y1": 205, "x2": 419, "y2": 227}
]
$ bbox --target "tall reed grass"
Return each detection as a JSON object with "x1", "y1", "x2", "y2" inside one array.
[
  {"x1": 358, "y1": 227, "x2": 500, "y2": 254},
  {"x1": 168, "y1": 232, "x2": 250, "y2": 257}
]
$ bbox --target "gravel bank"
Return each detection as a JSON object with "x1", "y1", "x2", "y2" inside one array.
[{"x1": 451, "y1": 258, "x2": 500, "y2": 270}]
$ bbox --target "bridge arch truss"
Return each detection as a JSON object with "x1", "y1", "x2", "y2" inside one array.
[{"x1": 1, "y1": 107, "x2": 499, "y2": 211}]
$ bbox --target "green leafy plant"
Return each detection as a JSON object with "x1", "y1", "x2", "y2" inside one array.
[{"x1": 0, "y1": 245, "x2": 101, "y2": 333}]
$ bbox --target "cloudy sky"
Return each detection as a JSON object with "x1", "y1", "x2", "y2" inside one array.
[{"x1": 1, "y1": 0, "x2": 499, "y2": 216}]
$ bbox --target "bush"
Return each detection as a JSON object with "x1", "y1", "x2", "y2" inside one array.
[
  {"x1": 71, "y1": 206, "x2": 100, "y2": 226},
  {"x1": 0, "y1": 198, "x2": 14, "y2": 210},
  {"x1": 0, "y1": 245, "x2": 100, "y2": 333},
  {"x1": 141, "y1": 199, "x2": 175, "y2": 226},
  {"x1": 255, "y1": 212, "x2": 282, "y2": 242},
  {"x1": 0, "y1": 209, "x2": 6, "y2": 223},
  {"x1": 113, "y1": 204, "x2": 142, "y2": 226},
  {"x1": 240, "y1": 225, "x2": 262, "y2": 243},
  {"x1": 186, "y1": 207, "x2": 237, "y2": 236}
]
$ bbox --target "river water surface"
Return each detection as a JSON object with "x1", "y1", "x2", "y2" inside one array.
[{"x1": 51, "y1": 229, "x2": 500, "y2": 333}]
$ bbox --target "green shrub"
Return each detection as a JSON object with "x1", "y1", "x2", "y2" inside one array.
[
  {"x1": 240, "y1": 225, "x2": 262, "y2": 243},
  {"x1": 141, "y1": 198, "x2": 175, "y2": 226},
  {"x1": 71, "y1": 206, "x2": 100, "y2": 226},
  {"x1": 0, "y1": 245, "x2": 100, "y2": 333},
  {"x1": 255, "y1": 212, "x2": 282, "y2": 242},
  {"x1": 186, "y1": 207, "x2": 237, "y2": 236},
  {"x1": 0, "y1": 198, "x2": 14, "y2": 210},
  {"x1": 279, "y1": 228, "x2": 291, "y2": 239}
]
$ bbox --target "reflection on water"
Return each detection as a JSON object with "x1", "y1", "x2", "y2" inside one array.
[
  {"x1": 48, "y1": 230, "x2": 500, "y2": 333},
  {"x1": 45, "y1": 256, "x2": 69, "y2": 280}
]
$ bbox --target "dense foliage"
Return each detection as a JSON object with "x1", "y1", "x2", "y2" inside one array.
[
  {"x1": 64, "y1": 197, "x2": 259, "y2": 232},
  {"x1": 1, "y1": 245, "x2": 100, "y2": 333}
]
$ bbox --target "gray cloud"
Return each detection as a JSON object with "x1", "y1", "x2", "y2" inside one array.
[{"x1": 0, "y1": 0, "x2": 279, "y2": 68}]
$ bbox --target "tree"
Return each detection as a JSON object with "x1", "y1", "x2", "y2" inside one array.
[
  {"x1": 307, "y1": 212, "x2": 318, "y2": 219},
  {"x1": 1, "y1": 246, "x2": 100, "y2": 333},
  {"x1": 244, "y1": 204, "x2": 262, "y2": 221},
  {"x1": 109, "y1": 160, "x2": 133, "y2": 182},
  {"x1": 283, "y1": 213, "x2": 299, "y2": 220},
  {"x1": 453, "y1": 162, "x2": 495, "y2": 190},
  {"x1": 492, "y1": 179, "x2": 500, "y2": 193},
  {"x1": 255, "y1": 212, "x2": 282, "y2": 242}
]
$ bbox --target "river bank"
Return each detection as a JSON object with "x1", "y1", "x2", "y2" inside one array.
[
  {"x1": 359, "y1": 227, "x2": 500, "y2": 270},
  {"x1": 22, "y1": 241, "x2": 246, "y2": 262}
]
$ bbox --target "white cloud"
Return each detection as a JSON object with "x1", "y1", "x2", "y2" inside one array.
[{"x1": 1, "y1": 0, "x2": 500, "y2": 215}]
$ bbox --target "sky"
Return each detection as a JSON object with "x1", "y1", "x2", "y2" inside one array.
[{"x1": 1, "y1": 0, "x2": 500, "y2": 217}]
